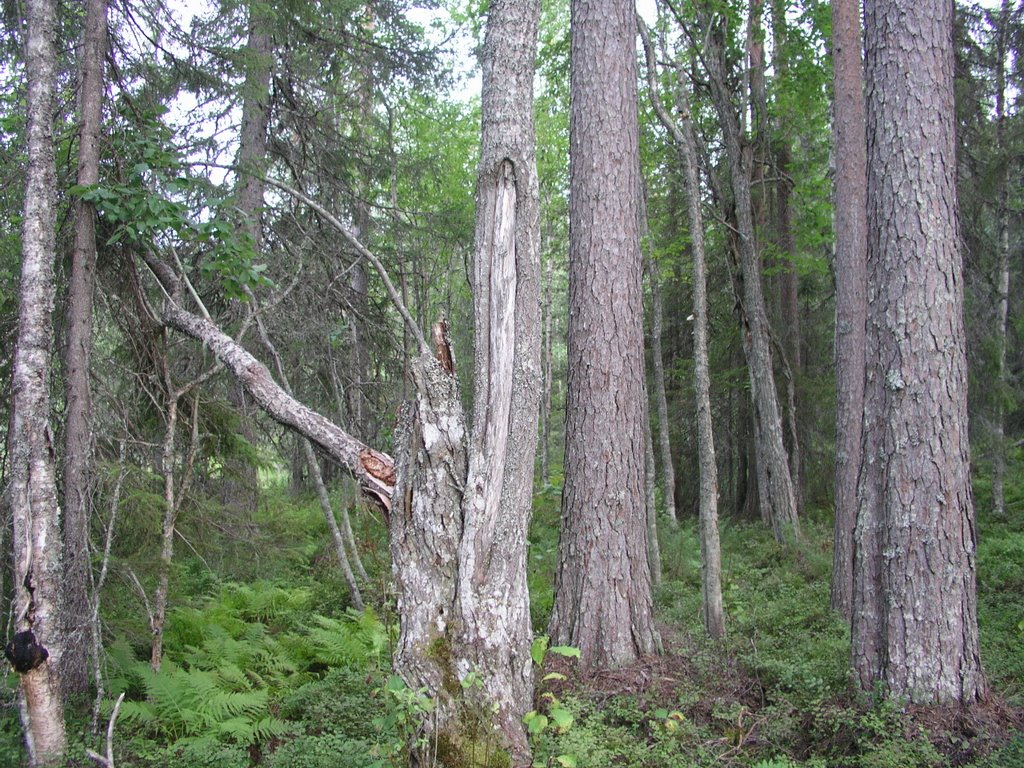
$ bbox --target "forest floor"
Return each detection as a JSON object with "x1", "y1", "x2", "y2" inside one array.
[{"x1": 0, "y1": 479, "x2": 1020, "y2": 767}]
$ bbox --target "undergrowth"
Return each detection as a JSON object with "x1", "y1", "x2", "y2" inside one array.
[{"x1": 0, "y1": 480, "x2": 1019, "y2": 767}]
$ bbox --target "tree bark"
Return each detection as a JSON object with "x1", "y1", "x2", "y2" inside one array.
[
  {"x1": 644, "y1": 404, "x2": 662, "y2": 587},
  {"x1": 991, "y1": 0, "x2": 1012, "y2": 519},
  {"x1": 550, "y1": 0, "x2": 660, "y2": 668},
  {"x1": 642, "y1": 202, "x2": 678, "y2": 525},
  {"x1": 829, "y1": 0, "x2": 868, "y2": 620},
  {"x1": 62, "y1": 0, "x2": 108, "y2": 700},
  {"x1": 638, "y1": 17, "x2": 724, "y2": 638},
  {"x1": 10, "y1": 0, "x2": 67, "y2": 760},
  {"x1": 702, "y1": 13, "x2": 800, "y2": 544},
  {"x1": 540, "y1": 246, "x2": 554, "y2": 487},
  {"x1": 852, "y1": 0, "x2": 985, "y2": 704}
]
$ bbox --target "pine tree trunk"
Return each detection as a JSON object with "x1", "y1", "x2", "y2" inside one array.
[
  {"x1": 829, "y1": 0, "x2": 868, "y2": 620},
  {"x1": 62, "y1": 0, "x2": 108, "y2": 700},
  {"x1": 852, "y1": 0, "x2": 985, "y2": 703},
  {"x1": 550, "y1": 0, "x2": 660, "y2": 668},
  {"x1": 10, "y1": 0, "x2": 67, "y2": 759}
]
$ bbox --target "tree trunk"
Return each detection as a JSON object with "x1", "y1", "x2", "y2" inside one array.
[
  {"x1": 829, "y1": 0, "x2": 868, "y2": 620},
  {"x1": 9, "y1": 0, "x2": 67, "y2": 760},
  {"x1": 643, "y1": 208, "x2": 678, "y2": 525},
  {"x1": 62, "y1": 0, "x2": 108, "y2": 700},
  {"x1": 550, "y1": 0, "x2": 660, "y2": 669},
  {"x1": 392, "y1": 0, "x2": 543, "y2": 758},
  {"x1": 638, "y1": 18, "x2": 724, "y2": 637},
  {"x1": 703, "y1": 16, "x2": 800, "y2": 544},
  {"x1": 991, "y1": 0, "x2": 1012, "y2": 519},
  {"x1": 852, "y1": 0, "x2": 985, "y2": 704},
  {"x1": 644, "y1": 405, "x2": 662, "y2": 587},
  {"x1": 540, "y1": 246, "x2": 554, "y2": 487},
  {"x1": 222, "y1": 3, "x2": 273, "y2": 515}
]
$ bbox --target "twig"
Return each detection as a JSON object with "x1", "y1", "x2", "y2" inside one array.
[{"x1": 86, "y1": 691, "x2": 126, "y2": 767}]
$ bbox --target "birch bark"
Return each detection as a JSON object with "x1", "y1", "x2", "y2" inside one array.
[{"x1": 9, "y1": 0, "x2": 67, "y2": 760}]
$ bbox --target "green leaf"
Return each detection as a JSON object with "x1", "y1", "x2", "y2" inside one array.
[
  {"x1": 550, "y1": 707, "x2": 573, "y2": 732},
  {"x1": 525, "y1": 713, "x2": 548, "y2": 735},
  {"x1": 542, "y1": 672, "x2": 567, "y2": 682},
  {"x1": 555, "y1": 756, "x2": 577, "y2": 768},
  {"x1": 548, "y1": 645, "x2": 580, "y2": 659},
  {"x1": 531, "y1": 636, "x2": 549, "y2": 667}
]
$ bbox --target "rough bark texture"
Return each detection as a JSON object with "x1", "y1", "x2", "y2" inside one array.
[
  {"x1": 852, "y1": 0, "x2": 985, "y2": 704},
  {"x1": 10, "y1": 0, "x2": 67, "y2": 760},
  {"x1": 644, "y1": 405, "x2": 662, "y2": 587},
  {"x1": 540, "y1": 248, "x2": 554, "y2": 486},
  {"x1": 389, "y1": 0, "x2": 542, "y2": 761},
  {"x1": 550, "y1": 0, "x2": 660, "y2": 668},
  {"x1": 703, "y1": 17, "x2": 800, "y2": 545},
  {"x1": 62, "y1": 0, "x2": 108, "y2": 699},
  {"x1": 829, "y1": 0, "x2": 868, "y2": 620},
  {"x1": 638, "y1": 18, "x2": 724, "y2": 638},
  {"x1": 389, "y1": 351, "x2": 466, "y2": 728}
]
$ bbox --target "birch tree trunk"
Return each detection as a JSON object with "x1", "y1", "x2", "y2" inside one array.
[
  {"x1": 62, "y1": 0, "x2": 108, "y2": 699},
  {"x1": 829, "y1": 0, "x2": 868, "y2": 620},
  {"x1": 852, "y1": 0, "x2": 985, "y2": 703},
  {"x1": 550, "y1": 0, "x2": 660, "y2": 669},
  {"x1": 9, "y1": 0, "x2": 67, "y2": 760}
]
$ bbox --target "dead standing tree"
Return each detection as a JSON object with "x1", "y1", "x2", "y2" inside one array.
[{"x1": 142, "y1": 0, "x2": 542, "y2": 759}]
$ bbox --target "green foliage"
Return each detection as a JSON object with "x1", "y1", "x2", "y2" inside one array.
[{"x1": 69, "y1": 104, "x2": 271, "y2": 300}]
